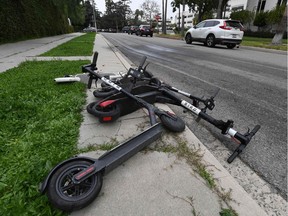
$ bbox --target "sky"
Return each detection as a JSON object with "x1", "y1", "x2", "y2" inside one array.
[{"x1": 95, "y1": 0, "x2": 175, "y2": 18}]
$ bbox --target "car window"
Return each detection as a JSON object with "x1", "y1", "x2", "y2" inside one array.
[
  {"x1": 204, "y1": 21, "x2": 215, "y2": 27},
  {"x1": 195, "y1": 21, "x2": 205, "y2": 28},
  {"x1": 225, "y1": 21, "x2": 243, "y2": 29}
]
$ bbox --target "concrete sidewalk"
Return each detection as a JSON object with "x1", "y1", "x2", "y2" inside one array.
[
  {"x1": 0, "y1": 33, "x2": 84, "y2": 73},
  {"x1": 70, "y1": 34, "x2": 268, "y2": 216}
]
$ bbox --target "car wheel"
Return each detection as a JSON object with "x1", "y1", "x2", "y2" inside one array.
[
  {"x1": 227, "y1": 44, "x2": 236, "y2": 49},
  {"x1": 146, "y1": 34, "x2": 148, "y2": 37},
  {"x1": 150, "y1": 34, "x2": 153, "y2": 37},
  {"x1": 185, "y1": 33, "x2": 192, "y2": 44},
  {"x1": 206, "y1": 34, "x2": 215, "y2": 47}
]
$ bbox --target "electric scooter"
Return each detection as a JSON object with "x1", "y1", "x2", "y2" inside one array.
[
  {"x1": 39, "y1": 52, "x2": 186, "y2": 212},
  {"x1": 84, "y1": 53, "x2": 261, "y2": 164}
]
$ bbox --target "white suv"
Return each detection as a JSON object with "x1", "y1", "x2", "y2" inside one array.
[{"x1": 185, "y1": 19, "x2": 244, "y2": 49}]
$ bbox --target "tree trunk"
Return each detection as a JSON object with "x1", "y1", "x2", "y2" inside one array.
[
  {"x1": 197, "y1": 4, "x2": 203, "y2": 22},
  {"x1": 181, "y1": 0, "x2": 185, "y2": 37},
  {"x1": 272, "y1": 5, "x2": 287, "y2": 45},
  {"x1": 178, "y1": 7, "x2": 181, "y2": 30},
  {"x1": 217, "y1": 0, "x2": 223, "y2": 19}
]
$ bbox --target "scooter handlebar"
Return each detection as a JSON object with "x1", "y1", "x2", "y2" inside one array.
[
  {"x1": 138, "y1": 56, "x2": 147, "y2": 69},
  {"x1": 92, "y1": 52, "x2": 99, "y2": 66},
  {"x1": 247, "y1": 125, "x2": 261, "y2": 139},
  {"x1": 227, "y1": 125, "x2": 260, "y2": 163}
]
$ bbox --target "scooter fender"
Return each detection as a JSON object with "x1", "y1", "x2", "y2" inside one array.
[
  {"x1": 39, "y1": 156, "x2": 96, "y2": 194},
  {"x1": 54, "y1": 77, "x2": 81, "y2": 83}
]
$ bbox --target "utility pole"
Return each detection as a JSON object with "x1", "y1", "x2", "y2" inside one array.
[{"x1": 92, "y1": 0, "x2": 98, "y2": 33}]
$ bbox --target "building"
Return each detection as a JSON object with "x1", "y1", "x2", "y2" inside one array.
[
  {"x1": 229, "y1": 0, "x2": 286, "y2": 13},
  {"x1": 227, "y1": 0, "x2": 286, "y2": 31},
  {"x1": 173, "y1": 0, "x2": 286, "y2": 29},
  {"x1": 174, "y1": 10, "x2": 195, "y2": 28}
]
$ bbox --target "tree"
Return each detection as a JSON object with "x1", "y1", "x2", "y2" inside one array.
[
  {"x1": 174, "y1": 0, "x2": 218, "y2": 23},
  {"x1": 84, "y1": 1, "x2": 94, "y2": 27},
  {"x1": 230, "y1": 10, "x2": 255, "y2": 27},
  {"x1": 171, "y1": 0, "x2": 186, "y2": 35},
  {"x1": 141, "y1": 0, "x2": 160, "y2": 26},
  {"x1": 181, "y1": 0, "x2": 186, "y2": 36},
  {"x1": 253, "y1": 11, "x2": 269, "y2": 31},
  {"x1": 216, "y1": 0, "x2": 223, "y2": 18},
  {"x1": 271, "y1": 5, "x2": 287, "y2": 45},
  {"x1": 171, "y1": 0, "x2": 181, "y2": 30},
  {"x1": 101, "y1": 0, "x2": 131, "y2": 31},
  {"x1": 216, "y1": 0, "x2": 229, "y2": 18}
]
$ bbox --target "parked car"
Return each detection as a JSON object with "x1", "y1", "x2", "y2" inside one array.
[
  {"x1": 122, "y1": 26, "x2": 130, "y2": 33},
  {"x1": 82, "y1": 27, "x2": 96, "y2": 32},
  {"x1": 128, "y1": 26, "x2": 139, "y2": 35},
  {"x1": 137, "y1": 25, "x2": 153, "y2": 37},
  {"x1": 184, "y1": 19, "x2": 244, "y2": 49}
]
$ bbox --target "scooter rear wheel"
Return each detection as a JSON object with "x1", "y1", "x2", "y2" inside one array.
[
  {"x1": 87, "y1": 101, "x2": 121, "y2": 122},
  {"x1": 46, "y1": 160, "x2": 103, "y2": 212}
]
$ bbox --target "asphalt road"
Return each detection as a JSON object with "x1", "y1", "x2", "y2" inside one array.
[{"x1": 100, "y1": 32, "x2": 287, "y2": 199}]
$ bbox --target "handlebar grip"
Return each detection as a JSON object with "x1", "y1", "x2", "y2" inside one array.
[
  {"x1": 92, "y1": 52, "x2": 99, "y2": 65},
  {"x1": 227, "y1": 151, "x2": 240, "y2": 163},
  {"x1": 250, "y1": 125, "x2": 261, "y2": 135},
  {"x1": 212, "y1": 88, "x2": 220, "y2": 98},
  {"x1": 227, "y1": 125, "x2": 260, "y2": 163},
  {"x1": 138, "y1": 56, "x2": 147, "y2": 69},
  {"x1": 87, "y1": 76, "x2": 93, "y2": 89}
]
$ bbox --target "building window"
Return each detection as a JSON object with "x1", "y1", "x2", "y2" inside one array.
[
  {"x1": 257, "y1": 0, "x2": 266, "y2": 12},
  {"x1": 277, "y1": 0, "x2": 287, "y2": 5},
  {"x1": 232, "y1": 5, "x2": 244, "y2": 11}
]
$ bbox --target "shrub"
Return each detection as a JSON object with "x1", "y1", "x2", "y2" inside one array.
[
  {"x1": 253, "y1": 11, "x2": 269, "y2": 29},
  {"x1": 230, "y1": 10, "x2": 255, "y2": 25}
]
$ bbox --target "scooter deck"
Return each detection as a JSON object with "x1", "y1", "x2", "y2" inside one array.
[{"x1": 98, "y1": 123, "x2": 163, "y2": 174}]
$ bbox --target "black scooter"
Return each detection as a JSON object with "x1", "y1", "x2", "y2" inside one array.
[{"x1": 84, "y1": 53, "x2": 261, "y2": 165}]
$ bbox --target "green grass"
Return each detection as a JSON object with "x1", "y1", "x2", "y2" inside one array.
[
  {"x1": 40, "y1": 33, "x2": 96, "y2": 56},
  {"x1": 242, "y1": 36, "x2": 287, "y2": 51},
  {"x1": 220, "y1": 208, "x2": 238, "y2": 216},
  {"x1": 0, "y1": 60, "x2": 89, "y2": 216}
]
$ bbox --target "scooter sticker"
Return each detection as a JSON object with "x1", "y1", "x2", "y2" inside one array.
[
  {"x1": 101, "y1": 77, "x2": 122, "y2": 91},
  {"x1": 181, "y1": 100, "x2": 201, "y2": 115}
]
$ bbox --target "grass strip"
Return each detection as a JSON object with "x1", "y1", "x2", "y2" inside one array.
[
  {"x1": 40, "y1": 33, "x2": 96, "y2": 56},
  {"x1": 155, "y1": 33, "x2": 287, "y2": 51},
  {"x1": 241, "y1": 36, "x2": 287, "y2": 51},
  {"x1": 0, "y1": 60, "x2": 89, "y2": 216}
]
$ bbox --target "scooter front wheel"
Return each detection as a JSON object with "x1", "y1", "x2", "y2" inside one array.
[
  {"x1": 93, "y1": 88, "x2": 118, "y2": 98},
  {"x1": 160, "y1": 112, "x2": 185, "y2": 132},
  {"x1": 46, "y1": 160, "x2": 103, "y2": 212}
]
